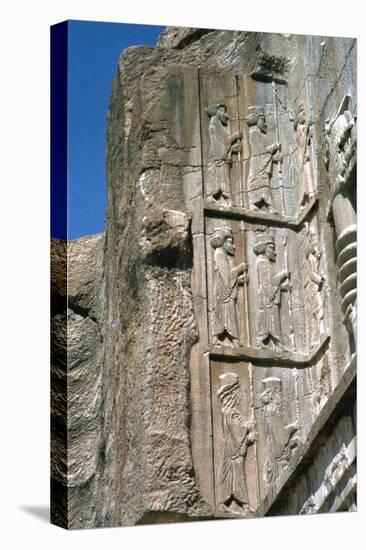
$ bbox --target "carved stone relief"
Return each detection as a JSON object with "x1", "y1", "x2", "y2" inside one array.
[
  {"x1": 325, "y1": 95, "x2": 356, "y2": 190},
  {"x1": 205, "y1": 103, "x2": 242, "y2": 207},
  {"x1": 251, "y1": 51, "x2": 289, "y2": 85},
  {"x1": 210, "y1": 226, "x2": 248, "y2": 347},
  {"x1": 216, "y1": 372, "x2": 256, "y2": 514},
  {"x1": 324, "y1": 95, "x2": 357, "y2": 347},
  {"x1": 297, "y1": 439, "x2": 355, "y2": 516},
  {"x1": 245, "y1": 107, "x2": 281, "y2": 213},
  {"x1": 303, "y1": 222, "x2": 325, "y2": 350},
  {"x1": 211, "y1": 361, "x2": 259, "y2": 515},
  {"x1": 315, "y1": 355, "x2": 331, "y2": 409},
  {"x1": 260, "y1": 377, "x2": 299, "y2": 488},
  {"x1": 323, "y1": 443, "x2": 351, "y2": 491},
  {"x1": 289, "y1": 102, "x2": 315, "y2": 209},
  {"x1": 253, "y1": 232, "x2": 290, "y2": 351},
  {"x1": 196, "y1": 66, "x2": 353, "y2": 517}
]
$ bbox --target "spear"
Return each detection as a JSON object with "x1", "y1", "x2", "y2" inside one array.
[
  {"x1": 235, "y1": 83, "x2": 251, "y2": 347},
  {"x1": 272, "y1": 80, "x2": 286, "y2": 215},
  {"x1": 292, "y1": 367, "x2": 301, "y2": 433},
  {"x1": 235, "y1": 78, "x2": 245, "y2": 209},
  {"x1": 281, "y1": 233, "x2": 296, "y2": 351},
  {"x1": 248, "y1": 362, "x2": 260, "y2": 507},
  {"x1": 240, "y1": 220, "x2": 250, "y2": 346}
]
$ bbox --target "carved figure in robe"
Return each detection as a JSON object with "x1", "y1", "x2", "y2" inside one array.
[
  {"x1": 205, "y1": 103, "x2": 242, "y2": 206},
  {"x1": 246, "y1": 107, "x2": 281, "y2": 212},
  {"x1": 210, "y1": 227, "x2": 248, "y2": 347},
  {"x1": 253, "y1": 233, "x2": 290, "y2": 351},
  {"x1": 304, "y1": 224, "x2": 325, "y2": 349},
  {"x1": 260, "y1": 377, "x2": 299, "y2": 488},
  {"x1": 289, "y1": 102, "x2": 315, "y2": 209},
  {"x1": 217, "y1": 373, "x2": 256, "y2": 514}
]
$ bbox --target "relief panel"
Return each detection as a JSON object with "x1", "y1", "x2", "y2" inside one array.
[{"x1": 211, "y1": 359, "x2": 259, "y2": 515}]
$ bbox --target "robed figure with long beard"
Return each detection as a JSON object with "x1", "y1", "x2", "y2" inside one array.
[{"x1": 210, "y1": 227, "x2": 248, "y2": 347}]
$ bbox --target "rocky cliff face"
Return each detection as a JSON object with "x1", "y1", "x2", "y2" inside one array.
[{"x1": 51, "y1": 27, "x2": 356, "y2": 528}]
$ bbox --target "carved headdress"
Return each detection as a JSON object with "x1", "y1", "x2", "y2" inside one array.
[
  {"x1": 289, "y1": 101, "x2": 307, "y2": 130},
  {"x1": 210, "y1": 226, "x2": 234, "y2": 249},
  {"x1": 260, "y1": 376, "x2": 282, "y2": 398},
  {"x1": 253, "y1": 232, "x2": 275, "y2": 255},
  {"x1": 304, "y1": 222, "x2": 319, "y2": 259},
  {"x1": 246, "y1": 106, "x2": 265, "y2": 127},
  {"x1": 217, "y1": 372, "x2": 240, "y2": 401},
  {"x1": 205, "y1": 103, "x2": 227, "y2": 118},
  {"x1": 260, "y1": 377, "x2": 283, "y2": 412},
  {"x1": 217, "y1": 373, "x2": 245, "y2": 419}
]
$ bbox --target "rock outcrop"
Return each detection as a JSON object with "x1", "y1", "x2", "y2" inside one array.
[{"x1": 51, "y1": 26, "x2": 356, "y2": 528}]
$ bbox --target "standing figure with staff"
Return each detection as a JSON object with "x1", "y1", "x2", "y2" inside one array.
[{"x1": 253, "y1": 233, "x2": 290, "y2": 351}]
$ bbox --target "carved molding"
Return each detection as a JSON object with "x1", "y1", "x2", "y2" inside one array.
[
  {"x1": 209, "y1": 335, "x2": 330, "y2": 367},
  {"x1": 204, "y1": 195, "x2": 318, "y2": 229}
]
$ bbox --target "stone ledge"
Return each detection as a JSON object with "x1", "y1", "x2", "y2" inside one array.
[
  {"x1": 208, "y1": 335, "x2": 330, "y2": 367},
  {"x1": 203, "y1": 195, "x2": 318, "y2": 229}
]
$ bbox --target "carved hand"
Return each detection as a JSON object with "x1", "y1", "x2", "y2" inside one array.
[
  {"x1": 230, "y1": 130, "x2": 242, "y2": 143},
  {"x1": 238, "y1": 273, "x2": 248, "y2": 286},
  {"x1": 318, "y1": 275, "x2": 325, "y2": 289},
  {"x1": 271, "y1": 142, "x2": 281, "y2": 153},
  {"x1": 281, "y1": 281, "x2": 292, "y2": 293},
  {"x1": 248, "y1": 431, "x2": 257, "y2": 444},
  {"x1": 286, "y1": 420, "x2": 299, "y2": 435}
]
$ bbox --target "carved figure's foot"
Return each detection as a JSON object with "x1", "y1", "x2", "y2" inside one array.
[
  {"x1": 231, "y1": 500, "x2": 246, "y2": 514},
  {"x1": 300, "y1": 193, "x2": 310, "y2": 210},
  {"x1": 212, "y1": 336, "x2": 221, "y2": 347},
  {"x1": 242, "y1": 503, "x2": 255, "y2": 514},
  {"x1": 272, "y1": 337, "x2": 289, "y2": 353},
  {"x1": 222, "y1": 194, "x2": 233, "y2": 207},
  {"x1": 218, "y1": 503, "x2": 229, "y2": 513}
]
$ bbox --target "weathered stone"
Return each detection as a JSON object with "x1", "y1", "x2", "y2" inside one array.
[{"x1": 51, "y1": 26, "x2": 357, "y2": 528}]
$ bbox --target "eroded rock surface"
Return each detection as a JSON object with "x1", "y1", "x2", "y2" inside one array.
[{"x1": 51, "y1": 27, "x2": 356, "y2": 528}]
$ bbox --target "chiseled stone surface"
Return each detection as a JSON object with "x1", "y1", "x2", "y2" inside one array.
[{"x1": 51, "y1": 27, "x2": 356, "y2": 528}]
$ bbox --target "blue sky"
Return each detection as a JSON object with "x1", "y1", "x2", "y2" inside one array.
[{"x1": 67, "y1": 20, "x2": 165, "y2": 239}]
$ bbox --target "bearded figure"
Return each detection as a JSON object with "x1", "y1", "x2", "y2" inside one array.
[
  {"x1": 210, "y1": 227, "x2": 247, "y2": 347},
  {"x1": 246, "y1": 107, "x2": 281, "y2": 213},
  {"x1": 206, "y1": 103, "x2": 242, "y2": 206},
  {"x1": 253, "y1": 233, "x2": 290, "y2": 351}
]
